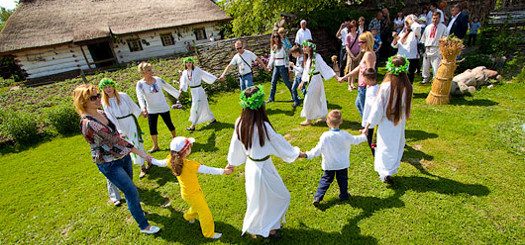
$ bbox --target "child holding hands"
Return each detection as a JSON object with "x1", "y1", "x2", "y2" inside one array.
[
  {"x1": 152, "y1": 136, "x2": 232, "y2": 239},
  {"x1": 302, "y1": 110, "x2": 367, "y2": 207},
  {"x1": 361, "y1": 68, "x2": 380, "y2": 156}
]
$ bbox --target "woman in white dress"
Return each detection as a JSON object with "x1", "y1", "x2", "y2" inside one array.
[
  {"x1": 226, "y1": 86, "x2": 304, "y2": 238},
  {"x1": 179, "y1": 57, "x2": 217, "y2": 131},
  {"x1": 362, "y1": 55, "x2": 413, "y2": 185},
  {"x1": 298, "y1": 40, "x2": 336, "y2": 126},
  {"x1": 99, "y1": 78, "x2": 148, "y2": 206}
]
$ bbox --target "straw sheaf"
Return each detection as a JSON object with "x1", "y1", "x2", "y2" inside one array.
[{"x1": 0, "y1": 0, "x2": 231, "y2": 54}]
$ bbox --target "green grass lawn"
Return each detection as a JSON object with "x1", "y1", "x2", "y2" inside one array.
[{"x1": 0, "y1": 75, "x2": 524, "y2": 244}]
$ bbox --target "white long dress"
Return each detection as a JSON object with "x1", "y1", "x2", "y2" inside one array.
[
  {"x1": 227, "y1": 119, "x2": 300, "y2": 237},
  {"x1": 367, "y1": 82, "x2": 409, "y2": 180},
  {"x1": 179, "y1": 67, "x2": 216, "y2": 125},
  {"x1": 301, "y1": 53, "x2": 336, "y2": 120},
  {"x1": 103, "y1": 92, "x2": 145, "y2": 166}
]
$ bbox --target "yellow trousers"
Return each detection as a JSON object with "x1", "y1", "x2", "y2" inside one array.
[{"x1": 182, "y1": 192, "x2": 215, "y2": 238}]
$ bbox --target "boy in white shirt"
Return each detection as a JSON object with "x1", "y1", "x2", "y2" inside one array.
[{"x1": 304, "y1": 110, "x2": 367, "y2": 206}]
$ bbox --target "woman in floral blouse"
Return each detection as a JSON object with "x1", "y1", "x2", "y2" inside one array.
[{"x1": 73, "y1": 84, "x2": 160, "y2": 234}]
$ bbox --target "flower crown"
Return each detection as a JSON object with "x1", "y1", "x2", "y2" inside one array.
[
  {"x1": 385, "y1": 56, "x2": 410, "y2": 75},
  {"x1": 182, "y1": 57, "x2": 196, "y2": 64},
  {"x1": 239, "y1": 85, "x2": 265, "y2": 110},
  {"x1": 98, "y1": 78, "x2": 116, "y2": 90},
  {"x1": 301, "y1": 40, "x2": 316, "y2": 51}
]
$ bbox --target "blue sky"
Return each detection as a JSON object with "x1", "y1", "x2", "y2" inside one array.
[{"x1": 0, "y1": 0, "x2": 17, "y2": 10}]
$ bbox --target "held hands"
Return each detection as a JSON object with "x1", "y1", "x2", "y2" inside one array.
[
  {"x1": 142, "y1": 109, "x2": 148, "y2": 118},
  {"x1": 219, "y1": 74, "x2": 225, "y2": 81},
  {"x1": 298, "y1": 152, "x2": 307, "y2": 158},
  {"x1": 223, "y1": 167, "x2": 233, "y2": 175},
  {"x1": 298, "y1": 82, "x2": 305, "y2": 91},
  {"x1": 360, "y1": 128, "x2": 368, "y2": 136}
]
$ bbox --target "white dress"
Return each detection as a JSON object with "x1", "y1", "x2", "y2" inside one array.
[
  {"x1": 103, "y1": 92, "x2": 145, "y2": 166},
  {"x1": 227, "y1": 119, "x2": 300, "y2": 237},
  {"x1": 179, "y1": 67, "x2": 216, "y2": 125},
  {"x1": 367, "y1": 82, "x2": 409, "y2": 179},
  {"x1": 362, "y1": 84, "x2": 380, "y2": 127},
  {"x1": 301, "y1": 53, "x2": 336, "y2": 120}
]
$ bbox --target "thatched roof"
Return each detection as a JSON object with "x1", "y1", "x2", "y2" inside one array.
[{"x1": 0, "y1": 0, "x2": 231, "y2": 54}]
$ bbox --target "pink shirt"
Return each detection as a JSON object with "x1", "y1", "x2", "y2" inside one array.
[
  {"x1": 345, "y1": 32, "x2": 361, "y2": 56},
  {"x1": 357, "y1": 59, "x2": 368, "y2": 87}
]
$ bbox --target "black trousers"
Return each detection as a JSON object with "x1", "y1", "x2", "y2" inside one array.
[
  {"x1": 147, "y1": 111, "x2": 175, "y2": 135},
  {"x1": 408, "y1": 58, "x2": 420, "y2": 84},
  {"x1": 367, "y1": 128, "x2": 375, "y2": 156},
  {"x1": 314, "y1": 168, "x2": 349, "y2": 201}
]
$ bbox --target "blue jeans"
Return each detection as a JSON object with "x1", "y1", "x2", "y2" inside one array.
[
  {"x1": 356, "y1": 86, "x2": 366, "y2": 117},
  {"x1": 268, "y1": 65, "x2": 292, "y2": 101},
  {"x1": 291, "y1": 77, "x2": 306, "y2": 105},
  {"x1": 239, "y1": 73, "x2": 254, "y2": 91},
  {"x1": 314, "y1": 168, "x2": 349, "y2": 201},
  {"x1": 97, "y1": 155, "x2": 149, "y2": 230}
]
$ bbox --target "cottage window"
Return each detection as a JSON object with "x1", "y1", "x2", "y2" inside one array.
[
  {"x1": 194, "y1": 28, "x2": 207, "y2": 41},
  {"x1": 127, "y1": 39, "x2": 143, "y2": 52},
  {"x1": 160, "y1": 34, "x2": 175, "y2": 46}
]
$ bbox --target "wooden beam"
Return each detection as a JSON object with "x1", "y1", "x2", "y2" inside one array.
[{"x1": 79, "y1": 45, "x2": 92, "y2": 69}]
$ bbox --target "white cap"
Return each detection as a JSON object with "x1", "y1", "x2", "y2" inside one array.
[
  {"x1": 300, "y1": 19, "x2": 307, "y2": 25},
  {"x1": 169, "y1": 136, "x2": 195, "y2": 152}
]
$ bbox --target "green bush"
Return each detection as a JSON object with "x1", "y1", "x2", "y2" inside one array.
[
  {"x1": 46, "y1": 105, "x2": 80, "y2": 136},
  {"x1": 457, "y1": 54, "x2": 495, "y2": 73},
  {"x1": 0, "y1": 110, "x2": 39, "y2": 145}
]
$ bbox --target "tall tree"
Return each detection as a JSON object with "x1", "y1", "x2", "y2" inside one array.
[{"x1": 0, "y1": 7, "x2": 14, "y2": 31}]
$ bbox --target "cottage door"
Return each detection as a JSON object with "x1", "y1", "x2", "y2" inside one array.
[{"x1": 87, "y1": 42, "x2": 116, "y2": 68}]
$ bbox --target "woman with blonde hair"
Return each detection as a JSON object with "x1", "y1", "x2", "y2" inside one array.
[
  {"x1": 338, "y1": 31, "x2": 377, "y2": 118},
  {"x1": 73, "y1": 84, "x2": 159, "y2": 234},
  {"x1": 136, "y1": 62, "x2": 180, "y2": 152}
]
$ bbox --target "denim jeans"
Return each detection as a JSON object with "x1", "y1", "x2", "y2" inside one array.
[
  {"x1": 97, "y1": 155, "x2": 150, "y2": 230},
  {"x1": 239, "y1": 73, "x2": 254, "y2": 91},
  {"x1": 356, "y1": 86, "x2": 366, "y2": 117},
  {"x1": 314, "y1": 168, "x2": 349, "y2": 201},
  {"x1": 268, "y1": 65, "x2": 292, "y2": 101},
  {"x1": 291, "y1": 77, "x2": 306, "y2": 105}
]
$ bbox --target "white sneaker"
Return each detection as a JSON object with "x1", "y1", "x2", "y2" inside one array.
[
  {"x1": 140, "y1": 225, "x2": 160, "y2": 234},
  {"x1": 212, "y1": 233, "x2": 222, "y2": 239}
]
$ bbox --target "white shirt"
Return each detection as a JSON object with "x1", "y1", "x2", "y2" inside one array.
[
  {"x1": 151, "y1": 159, "x2": 224, "y2": 175},
  {"x1": 292, "y1": 56, "x2": 304, "y2": 77},
  {"x1": 340, "y1": 27, "x2": 348, "y2": 46},
  {"x1": 229, "y1": 50, "x2": 257, "y2": 76},
  {"x1": 421, "y1": 23, "x2": 449, "y2": 50},
  {"x1": 136, "y1": 76, "x2": 180, "y2": 114},
  {"x1": 447, "y1": 14, "x2": 459, "y2": 34},
  {"x1": 306, "y1": 129, "x2": 367, "y2": 170},
  {"x1": 362, "y1": 84, "x2": 380, "y2": 127},
  {"x1": 267, "y1": 47, "x2": 288, "y2": 68},
  {"x1": 295, "y1": 28, "x2": 313, "y2": 45},
  {"x1": 392, "y1": 30, "x2": 419, "y2": 59}
]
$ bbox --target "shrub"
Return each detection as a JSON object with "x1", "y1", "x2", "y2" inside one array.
[
  {"x1": 0, "y1": 110, "x2": 39, "y2": 145},
  {"x1": 46, "y1": 105, "x2": 80, "y2": 136},
  {"x1": 457, "y1": 54, "x2": 495, "y2": 73}
]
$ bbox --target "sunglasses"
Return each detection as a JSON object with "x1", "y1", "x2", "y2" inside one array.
[
  {"x1": 236, "y1": 47, "x2": 243, "y2": 50},
  {"x1": 272, "y1": 36, "x2": 279, "y2": 38},
  {"x1": 89, "y1": 94, "x2": 101, "y2": 101},
  {"x1": 358, "y1": 41, "x2": 366, "y2": 44}
]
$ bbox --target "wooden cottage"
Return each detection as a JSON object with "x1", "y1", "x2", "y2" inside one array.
[{"x1": 0, "y1": 0, "x2": 231, "y2": 79}]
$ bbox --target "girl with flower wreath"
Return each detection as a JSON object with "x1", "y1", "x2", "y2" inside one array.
[
  {"x1": 178, "y1": 57, "x2": 217, "y2": 132},
  {"x1": 226, "y1": 85, "x2": 305, "y2": 239},
  {"x1": 362, "y1": 55, "x2": 413, "y2": 185},
  {"x1": 298, "y1": 40, "x2": 336, "y2": 126},
  {"x1": 99, "y1": 78, "x2": 149, "y2": 207}
]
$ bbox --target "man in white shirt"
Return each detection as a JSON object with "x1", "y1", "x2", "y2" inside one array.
[
  {"x1": 219, "y1": 40, "x2": 268, "y2": 90},
  {"x1": 421, "y1": 11, "x2": 449, "y2": 84},
  {"x1": 295, "y1": 20, "x2": 313, "y2": 45},
  {"x1": 426, "y1": 3, "x2": 445, "y2": 25},
  {"x1": 336, "y1": 20, "x2": 350, "y2": 76}
]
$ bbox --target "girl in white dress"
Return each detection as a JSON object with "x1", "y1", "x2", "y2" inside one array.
[
  {"x1": 99, "y1": 78, "x2": 148, "y2": 206},
  {"x1": 362, "y1": 55, "x2": 413, "y2": 185},
  {"x1": 298, "y1": 40, "x2": 336, "y2": 126},
  {"x1": 226, "y1": 85, "x2": 305, "y2": 238},
  {"x1": 179, "y1": 57, "x2": 217, "y2": 131}
]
